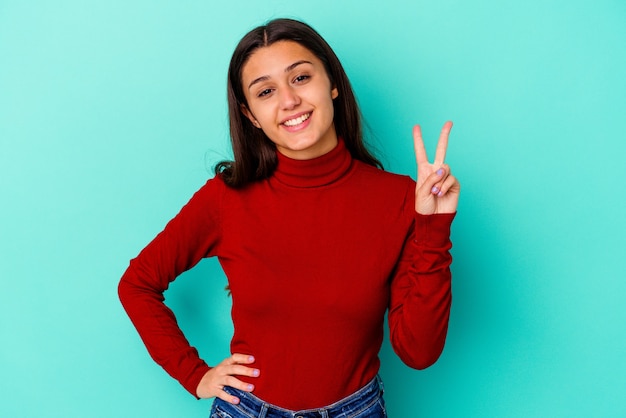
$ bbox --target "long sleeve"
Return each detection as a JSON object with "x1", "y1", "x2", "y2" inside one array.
[
  {"x1": 388, "y1": 212, "x2": 455, "y2": 369},
  {"x1": 117, "y1": 178, "x2": 223, "y2": 397}
]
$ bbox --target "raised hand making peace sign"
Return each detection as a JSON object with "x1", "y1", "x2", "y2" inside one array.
[{"x1": 413, "y1": 121, "x2": 460, "y2": 215}]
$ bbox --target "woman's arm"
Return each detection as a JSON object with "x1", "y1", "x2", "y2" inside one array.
[
  {"x1": 387, "y1": 122, "x2": 460, "y2": 368},
  {"x1": 387, "y1": 212, "x2": 455, "y2": 369},
  {"x1": 118, "y1": 179, "x2": 221, "y2": 396}
]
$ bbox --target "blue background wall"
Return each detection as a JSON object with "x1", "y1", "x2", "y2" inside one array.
[{"x1": 1, "y1": 1, "x2": 625, "y2": 416}]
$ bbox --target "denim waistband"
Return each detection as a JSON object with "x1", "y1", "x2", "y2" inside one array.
[{"x1": 219, "y1": 375, "x2": 384, "y2": 418}]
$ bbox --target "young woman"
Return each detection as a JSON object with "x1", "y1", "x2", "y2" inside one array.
[{"x1": 119, "y1": 18, "x2": 460, "y2": 417}]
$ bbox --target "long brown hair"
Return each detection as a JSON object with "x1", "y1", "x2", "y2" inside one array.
[{"x1": 216, "y1": 18, "x2": 382, "y2": 187}]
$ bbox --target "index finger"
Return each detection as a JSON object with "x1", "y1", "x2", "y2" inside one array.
[
  {"x1": 434, "y1": 121, "x2": 453, "y2": 166},
  {"x1": 412, "y1": 124, "x2": 429, "y2": 165}
]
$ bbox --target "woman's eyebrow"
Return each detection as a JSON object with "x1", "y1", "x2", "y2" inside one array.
[
  {"x1": 285, "y1": 60, "x2": 312, "y2": 73},
  {"x1": 248, "y1": 60, "x2": 313, "y2": 90}
]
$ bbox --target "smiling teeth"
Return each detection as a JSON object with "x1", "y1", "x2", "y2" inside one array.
[{"x1": 284, "y1": 113, "x2": 310, "y2": 127}]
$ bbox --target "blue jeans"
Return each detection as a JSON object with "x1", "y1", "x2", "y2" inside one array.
[{"x1": 210, "y1": 375, "x2": 387, "y2": 418}]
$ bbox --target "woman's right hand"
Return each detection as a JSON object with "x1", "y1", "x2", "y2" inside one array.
[{"x1": 196, "y1": 353, "x2": 260, "y2": 404}]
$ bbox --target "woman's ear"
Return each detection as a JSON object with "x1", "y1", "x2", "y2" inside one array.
[
  {"x1": 331, "y1": 86, "x2": 339, "y2": 100},
  {"x1": 241, "y1": 104, "x2": 261, "y2": 128}
]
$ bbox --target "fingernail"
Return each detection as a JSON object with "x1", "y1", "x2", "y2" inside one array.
[
  {"x1": 252, "y1": 369, "x2": 260, "y2": 377},
  {"x1": 247, "y1": 384, "x2": 254, "y2": 391},
  {"x1": 437, "y1": 191, "x2": 444, "y2": 197},
  {"x1": 248, "y1": 356, "x2": 255, "y2": 362},
  {"x1": 431, "y1": 186, "x2": 440, "y2": 194},
  {"x1": 436, "y1": 168, "x2": 444, "y2": 176},
  {"x1": 232, "y1": 397, "x2": 240, "y2": 404}
]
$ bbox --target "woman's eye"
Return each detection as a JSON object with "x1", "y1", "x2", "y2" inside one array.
[
  {"x1": 294, "y1": 75, "x2": 310, "y2": 83},
  {"x1": 258, "y1": 88, "x2": 273, "y2": 97}
]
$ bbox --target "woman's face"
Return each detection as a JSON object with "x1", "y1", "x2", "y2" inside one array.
[{"x1": 240, "y1": 41, "x2": 339, "y2": 160}]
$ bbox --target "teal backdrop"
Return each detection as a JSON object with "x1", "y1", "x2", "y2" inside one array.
[{"x1": 1, "y1": 0, "x2": 625, "y2": 416}]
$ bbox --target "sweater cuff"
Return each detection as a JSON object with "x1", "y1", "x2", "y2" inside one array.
[
  {"x1": 185, "y1": 363, "x2": 212, "y2": 399},
  {"x1": 414, "y1": 212, "x2": 456, "y2": 247}
]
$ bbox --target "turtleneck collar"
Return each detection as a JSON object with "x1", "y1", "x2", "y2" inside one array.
[{"x1": 272, "y1": 139, "x2": 353, "y2": 188}]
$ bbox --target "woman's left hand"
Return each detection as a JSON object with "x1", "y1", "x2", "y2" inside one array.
[{"x1": 413, "y1": 121, "x2": 460, "y2": 215}]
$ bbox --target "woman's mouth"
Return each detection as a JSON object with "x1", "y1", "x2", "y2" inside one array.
[{"x1": 283, "y1": 112, "x2": 311, "y2": 127}]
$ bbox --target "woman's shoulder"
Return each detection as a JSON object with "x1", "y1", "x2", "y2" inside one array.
[
  {"x1": 353, "y1": 160, "x2": 415, "y2": 189},
  {"x1": 350, "y1": 161, "x2": 416, "y2": 216},
  {"x1": 175, "y1": 175, "x2": 233, "y2": 216},
  {"x1": 191, "y1": 174, "x2": 227, "y2": 197}
]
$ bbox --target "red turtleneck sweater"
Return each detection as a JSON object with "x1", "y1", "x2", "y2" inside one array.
[{"x1": 118, "y1": 140, "x2": 455, "y2": 410}]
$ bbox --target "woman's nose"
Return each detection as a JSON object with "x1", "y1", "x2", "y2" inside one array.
[{"x1": 279, "y1": 85, "x2": 301, "y2": 110}]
